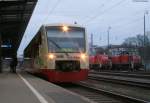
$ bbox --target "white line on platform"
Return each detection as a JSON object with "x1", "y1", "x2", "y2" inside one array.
[{"x1": 18, "y1": 73, "x2": 49, "y2": 103}]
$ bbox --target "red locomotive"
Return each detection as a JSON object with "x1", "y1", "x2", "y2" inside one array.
[
  {"x1": 109, "y1": 47, "x2": 143, "y2": 70},
  {"x1": 89, "y1": 48, "x2": 111, "y2": 70}
]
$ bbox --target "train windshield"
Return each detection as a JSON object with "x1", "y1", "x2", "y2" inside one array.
[{"x1": 46, "y1": 26, "x2": 85, "y2": 53}]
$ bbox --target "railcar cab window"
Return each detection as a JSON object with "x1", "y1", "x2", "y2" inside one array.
[{"x1": 46, "y1": 26, "x2": 85, "y2": 53}]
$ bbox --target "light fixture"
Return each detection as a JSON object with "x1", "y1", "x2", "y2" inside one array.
[
  {"x1": 48, "y1": 53, "x2": 55, "y2": 59},
  {"x1": 80, "y1": 53, "x2": 86, "y2": 60},
  {"x1": 62, "y1": 25, "x2": 69, "y2": 32}
]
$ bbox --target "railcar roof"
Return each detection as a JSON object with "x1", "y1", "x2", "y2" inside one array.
[{"x1": 43, "y1": 23, "x2": 85, "y2": 28}]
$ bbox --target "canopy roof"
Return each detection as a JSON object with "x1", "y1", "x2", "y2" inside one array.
[{"x1": 0, "y1": 0, "x2": 37, "y2": 57}]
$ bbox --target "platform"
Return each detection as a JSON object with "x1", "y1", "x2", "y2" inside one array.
[{"x1": 0, "y1": 69, "x2": 93, "y2": 103}]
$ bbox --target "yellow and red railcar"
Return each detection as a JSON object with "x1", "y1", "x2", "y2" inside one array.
[{"x1": 24, "y1": 24, "x2": 89, "y2": 82}]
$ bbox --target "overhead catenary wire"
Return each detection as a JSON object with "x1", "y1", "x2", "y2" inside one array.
[
  {"x1": 89, "y1": 17, "x2": 144, "y2": 45},
  {"x1": 116, "y1": 13, "x2": 149, "y2": 33},
  {"x1": 18, "y1": 0, "x2": 150, "y2": 53},
  {"x1": 83, "y1": 0, "x2": 126, "y2": 24},
  {"x1": 30, "y1": 0, "x2": 61, "y2": 37},
  {"x1": 90, "y1": 16, "x2": 143, "y2": 33},
  {"x1": 113, "y1": 17, "x2": 144, "y2": 29},
  {"x1": 20, "y1": 0, "x2": 62, "y2": 51},
  {"x1": 81, "y1": 0, "x2": 113, "y2": 24},
  {"x1": 87, "y1": 12, "x2": 149, "y2": 44},
  {"x1": 18, "y1": 0, "x2": 49, "y2": 52},
  {"x1": 88, "y1": 9, "x2": 149, "y2": 34},
  {"x1": 110, "y1": 18, "x2": 144, "y2": 42},
  {"x1": 43, "y1": 0, "x2": 62, "y2": 24},
  {"x1": 111, "y1": 10, "x2": 150, "y2": 28}
]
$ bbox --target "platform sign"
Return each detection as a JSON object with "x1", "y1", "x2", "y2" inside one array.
[{"x1": 1, "y1": 45, "x2": 12, "y2": 48}]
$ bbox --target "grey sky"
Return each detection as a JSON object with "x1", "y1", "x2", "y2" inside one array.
[{"x1": 17, "y1": 0, "x2": 150, "y2": 55}]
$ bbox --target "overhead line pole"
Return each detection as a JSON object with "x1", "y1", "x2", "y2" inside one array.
[
  {"x1": 132, "y1": 0, "x2": 149, "y2": 71},
  {"x1": 143, "y1": 11, "x2": 148, "y2": 71},
  {"x1": 144, "y1": 13, "x2": 146, "y2": 47},
  {"x1": 91, "y1": 33, "x2": 93, "y2": 47},
  {"x1": 107, "y1": 26, "x2": 111, "y2": 49}
]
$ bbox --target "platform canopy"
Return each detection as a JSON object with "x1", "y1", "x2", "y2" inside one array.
[{"x1": 0, "y1": 0, "x2": 37, "y2": 57}]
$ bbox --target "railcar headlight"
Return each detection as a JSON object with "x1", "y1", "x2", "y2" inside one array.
[
  {"x1": 48, "y1": 54, "x2": 55, "y2": 59},
  {"x1": 80, "y1": 53, "x2": 86, "y2": 60},
  {"x1": 62, "y1": 25, "x2": 69, "y2": 32}
]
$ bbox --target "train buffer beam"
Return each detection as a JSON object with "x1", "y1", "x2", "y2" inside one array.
[{"x1": 0, "y1": 70, "x2": 93, "y2": 103}]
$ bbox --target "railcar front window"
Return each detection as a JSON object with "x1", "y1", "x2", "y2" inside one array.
[{"x1": 46, "y1": 26, "x2": 85, "y2": 53}]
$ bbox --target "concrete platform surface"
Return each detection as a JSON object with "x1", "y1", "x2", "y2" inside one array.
[{"x1": 0, "y1": 71, "x2": 93, "y2": 103}]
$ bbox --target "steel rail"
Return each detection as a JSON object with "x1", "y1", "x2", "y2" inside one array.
[
  {"x1": 88, "y1": 75, "x2": 150, "y2": 89},
  {"x1": 76, "y1": 81, "x2": 150, "y2": 103},
  {"x1": 90, "y1": 71, "x2": 150, "y2": 79}
]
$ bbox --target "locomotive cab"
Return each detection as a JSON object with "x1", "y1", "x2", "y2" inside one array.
[
  {"x1": 109, "y1": 47, "x2": 142, "y2": 70},
  {"x1": 89, "y1": 48, "x2": 111, "y2": 71}
]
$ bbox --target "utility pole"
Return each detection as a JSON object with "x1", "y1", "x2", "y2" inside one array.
[
  {"x1": 144, "y1": 11, "x2": 148, "y2": 46},
  {"x1": 90, "y1": 33, "x2": 94, "y2": 53},
  {"x1": 107, "y1": 26, "x2": 111, "y2": 49},
  {"x1": 91, "y1": 33, "x2": 93, "y2": 47},
  {"x1": 144, "y1": 13, "x2": 145, "y2": 46},
  {"x1": 143, "y1": 11, "x2": 148, "y2": 71},
  {"x1": 133, "y1": 0, "x2": 149, "y2": 71}
]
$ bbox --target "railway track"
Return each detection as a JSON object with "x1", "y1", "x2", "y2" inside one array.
[
  {"x1": 89, "y1": 70, "x2": 150, "y2": 89},
  {"x1": 90, "y1": 71, "x2": 150, "y2": 79},
  {"x1": 60, "y1": 83, "x2": 123, "y2": 103},
  {"x1": 88, "y1": 74, "x2": 150, "y2": 89},
  {"x1": 75, "y1": 81, "x2": 149, "y2": 103},
  {"x1": 74, "y1": 82, "x2": 150, "y2": 103},
  {"x1": 60, "y1": 79, "x2": 150, "y2": 103}
]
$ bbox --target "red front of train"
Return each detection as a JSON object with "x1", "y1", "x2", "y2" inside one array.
[
  {"x1": 110, "y1": 49, "x2": 143, "y2": 70},
  {"x1": 89, "y1": 54, "x2": 111, "y2": 70}
]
